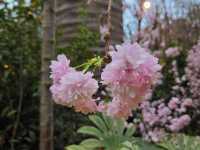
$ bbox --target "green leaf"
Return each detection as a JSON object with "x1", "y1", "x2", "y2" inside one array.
[
  {"x1": 159, "y1": 134, "x2": 200, "y2": 150},
  {"x1": 78, "y1": 126, "x2": 103, "y2": 138},
  {"x1": 7, "y1": 110, "x2": 16, "y2": 117},
  {"x1": 114, "y1": 119, "x2": 125, "y2": 135},
  {"x1": 66, "y1": 145, "x2": 87, "y2": 150},
  {"x1": 124, "y1": 125, "x2": 136, "y2": 138},
  {"x1": 81, "y1": 138, "x2": 103, "y2": 149},
  {"x1": 89, "y1": 115, "x2": 108, "y2": 132},
  {"x1": 102, "y1": 115, "x2": 113, "y2": 130},
  {"x1": 122, "y1": 141, "x2": 133, "y2": 149},
  {"x1": 134, "y1": 138, "x2": 165, "y2": 150}
]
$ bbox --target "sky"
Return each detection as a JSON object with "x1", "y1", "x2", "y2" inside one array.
[{"x1": 123, "y1": 0, "x2": 200, "y2": 39}]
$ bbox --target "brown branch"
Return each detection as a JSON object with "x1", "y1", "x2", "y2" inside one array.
[{"x1": 104, "y1": 0, "x2": 112, "y2": 57}]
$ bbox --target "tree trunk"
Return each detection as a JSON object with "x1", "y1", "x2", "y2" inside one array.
[{"x1": 40, "y1": 0, "x2": 55, "y2": 149}]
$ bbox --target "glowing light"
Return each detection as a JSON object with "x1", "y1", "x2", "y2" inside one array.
[
  {"x1": 4, "y1": 64, "x2": 9, "y2": 69},
  {"x1": 143, "y1": 1, "x2": 151, "y2": 10}
]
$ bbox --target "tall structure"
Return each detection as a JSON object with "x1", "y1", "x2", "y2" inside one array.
[{"x1": 55, "y1": 0, "x2": 123, "y2": 48}]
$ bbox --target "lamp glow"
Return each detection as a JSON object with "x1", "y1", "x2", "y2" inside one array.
[{"x1": 143, "y1": 1, "x2": 151, "y2": 10}]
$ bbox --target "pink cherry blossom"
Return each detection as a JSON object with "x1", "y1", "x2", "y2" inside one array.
[
  {"x1": 101, "y1": 43, "x2": 161, "y2": 118},
  {"x1": 49, "y1": 54, "x2": 99, "y2": 114},
  {"x1": 106, "y1": 98, "x2": 132, "y2": 119},
  {"x1": 50, "y1": 54, "x2": 74, "y2": 83},
  {"x1": 73, "y1": 99, "x2": 98, "y2": 114}
]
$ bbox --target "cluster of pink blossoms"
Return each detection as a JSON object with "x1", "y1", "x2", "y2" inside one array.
[
  {"x1": 139, "y1": 97, "x2": 192, "y2": 142},
  {"x1": 165, "y1": 47, "x2": 180, "y2": 58},
  {"x1": 50, "y1": 55, "x2": 98, "y2": 114},
  {"x1": 100, "y1": 43, "x2": 161, "y2": 118},
  {"x1": 49, "y1": 43, "x2": 161, "y2": 118},
  {"x1": 186, "y1": 40, "x2": 200, "y2": 106}
]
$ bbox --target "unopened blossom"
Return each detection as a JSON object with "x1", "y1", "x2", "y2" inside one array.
[{"x1": 99, "y1": 25, "x2": 109, "y2": 41}]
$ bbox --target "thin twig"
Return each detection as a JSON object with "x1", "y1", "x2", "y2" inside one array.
[
  {"x1": 104, "y1": 0, "x2": 112, "y2": 57},
  {"x1": 11, "y1": 48, "x2": 24, "y2": 150}
]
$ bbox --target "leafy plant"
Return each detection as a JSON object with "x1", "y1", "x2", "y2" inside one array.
[
  {"x1": 66, "y1": 115, "x2": 135, "y2": 150},
  {"x1": 159, "y1": 134, "x2": 200, "y2": 150},
  {"x1": 66, "y1": 115, "x2": 165, "y2": 150}
]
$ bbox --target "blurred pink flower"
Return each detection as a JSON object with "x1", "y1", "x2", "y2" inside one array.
[
  {"x1": 168, "y1": 97, "x2": 180, "y2": 110},
  {"x1": 168, "y1": 115, "x2": 191, "y2": 132},
  {"x1": 165, "y1": 47, "x2": 180, "y2": 58},
  {"x1": 182, "y1": 98, "x2": 193, "y2": 108},
  {"x1": 158, "y1": 106, "x2": 171, "y2": 117},
  {"x1": 186, "y1": 41, "x2": 200, "y2": 107},
  {"x1": 148, "y1": 128, "x2": 165, "y2": 142}
]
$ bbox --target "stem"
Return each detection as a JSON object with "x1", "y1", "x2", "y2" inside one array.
[
  {"x1": 11, "y1": 45, "x2": 24, "y2": 150},
  {"x1": 104, "y1": 0, "x2": 112, "y2": 57}
]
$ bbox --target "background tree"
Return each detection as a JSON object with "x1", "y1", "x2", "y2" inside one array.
[{"x1": 40, "y1": 0, "x2": 55, "y2": 149}]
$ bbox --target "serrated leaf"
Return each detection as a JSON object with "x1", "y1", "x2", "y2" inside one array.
[{"x1": 78, "y1": 126, "x2": 103, "y2": 138}]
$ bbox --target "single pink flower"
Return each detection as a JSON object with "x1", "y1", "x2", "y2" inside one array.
[{"x1": 168, "y1": 97, "x2": 180, "y2": 109}]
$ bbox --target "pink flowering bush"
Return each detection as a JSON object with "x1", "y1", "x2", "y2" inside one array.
[
  {"x1": 139, "y1": 97, "x2": 192, "y2": 142},
  {"x1": 186, "y1": 40, "x2": 200, "y2": 107},
  {"x1": 165, "y1": 47, "x2": 180, "y2": 58},
  {"x1": 50, "y1": 43, "x2": 161, "y2": 119}
]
